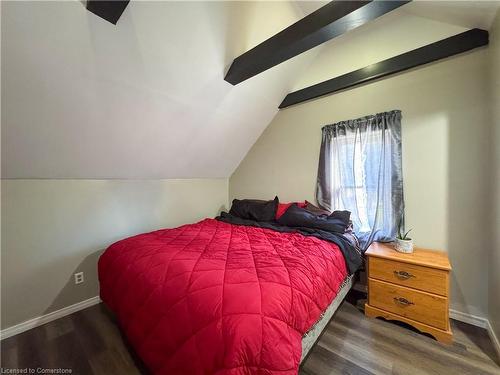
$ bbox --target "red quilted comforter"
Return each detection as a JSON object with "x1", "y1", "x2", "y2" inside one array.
[{"x1": 98, "y1": 218, "x2": 348, "y2": 374}]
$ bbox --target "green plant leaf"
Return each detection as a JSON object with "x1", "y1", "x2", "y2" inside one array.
[{"x1": 403, "y1": 229, "x2": 412, "y2": 240}]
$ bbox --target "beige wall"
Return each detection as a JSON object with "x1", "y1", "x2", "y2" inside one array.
[
  {"x1": 489, "y1": 10, "x2": 500, "y2": 341},
  {"x1": 1, "y1": 179, "x2": 228, "y2": 329},
  {"x1": 230, "y1": 49, "x2": 491, "y2": 317}
]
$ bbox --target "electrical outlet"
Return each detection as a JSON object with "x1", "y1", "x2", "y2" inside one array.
[{"x1": 74, "y1": 272, "x2": 84, "y2": 284}]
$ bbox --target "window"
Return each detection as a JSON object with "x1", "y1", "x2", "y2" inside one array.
[{"x1": 317, "y1": 111, "x2": 404, "y2": 249}]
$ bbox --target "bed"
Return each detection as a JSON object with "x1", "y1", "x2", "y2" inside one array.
[{"x1": 98, "y1": 205, "x2": 362, "y2": 375}]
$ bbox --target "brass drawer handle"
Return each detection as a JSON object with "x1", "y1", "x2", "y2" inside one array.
[
  {"x1": 393, "y1": 270, "x2": 415, "y2": 280},
  {"x1": 394, "y1": 297, "x2": 414, "y2": 306}
]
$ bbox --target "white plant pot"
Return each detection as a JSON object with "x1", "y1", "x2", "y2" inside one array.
[{"x1": 394, "y1": 238, "x2": 414, "y2": 253}]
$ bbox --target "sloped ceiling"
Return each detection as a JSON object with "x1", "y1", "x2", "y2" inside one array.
[
  {"x1": 291, "y1": 1, "x2": 500, "y2": 91},
  {"x1": 402, "y1": 0, "x2": 499, "y2": 30},
  {"x1": 1, "y1": 0, "x2": 320, "y2": 178},
  {"x1": 2, "y1": 1, "x2": 499, "y2": 179}
]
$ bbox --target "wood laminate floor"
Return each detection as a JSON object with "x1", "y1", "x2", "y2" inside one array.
[{"x1": 1, "y1": 301, "x2": 499, "y2": 375}]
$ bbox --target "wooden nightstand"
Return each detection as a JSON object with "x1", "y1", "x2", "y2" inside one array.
[{"x1": 364, "y1": 242, "x2": 453, "y2": 344}]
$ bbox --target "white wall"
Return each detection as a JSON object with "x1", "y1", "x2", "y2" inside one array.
[
  {"x1": 230, "y1": 49, "x2": 491, "y2": 318},
  {"x1": 1, "y1": 179, "x2": 228, "y2": 328},
  {"x1": 489, "y1": 10, "x2": 500, "y2": 341}
]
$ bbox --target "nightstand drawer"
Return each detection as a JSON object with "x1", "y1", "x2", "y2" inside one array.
[
  {"x1": 369, "y1": 256, "x2": 448, "y2": 296},
  {"x1": 369, "y1": 278, "x2": 448, "y2": 330}
]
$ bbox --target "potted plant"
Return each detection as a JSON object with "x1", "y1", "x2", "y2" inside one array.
[{"x1": 394, "y1": 223, "x2": 414, "y2": 253}]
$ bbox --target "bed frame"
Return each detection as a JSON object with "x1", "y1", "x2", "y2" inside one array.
[{"x1": 300, "y1": 274, "x2": 354, "y2": 362}]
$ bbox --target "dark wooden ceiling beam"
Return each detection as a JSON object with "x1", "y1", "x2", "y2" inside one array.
[
  {"x1": 86, "y1": 0, "x2": 130, "y2": 25},
  {"x1": 224, "y1": 0, "x2": 411, "y2": 85},
  {"x1": 279, "y1": 28, "x2": 489, "y2": 109}
]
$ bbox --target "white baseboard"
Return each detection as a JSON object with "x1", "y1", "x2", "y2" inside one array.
[
  {"x1": 450, "y1": 309, "x2": 500, "y2": 358},
  {"x1": 449, "y1": 309, "x2": 488, "y2": 328},
  {"x1": 0, "y1": 296, "x2": 101, "y2": 340}
]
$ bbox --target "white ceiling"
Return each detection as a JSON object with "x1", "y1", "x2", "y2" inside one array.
[
  {"x1": 292, "y1": 0, "x2": 500, "y2": 90},
  {"x1": 1, "y1": 1, "x2": 319, "y2": 178},
  {"x1": 402, "y1": 1, "x2": 500, "y2": 30},
  {"x1": 294, "y1": 0, "x2": 500, "y2": 29},
  {"x1": 2, "y1": 1, "x2": 499, "y2": 179}
]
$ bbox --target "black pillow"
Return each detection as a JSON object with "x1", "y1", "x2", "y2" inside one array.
[
  {"x1": 229, "y1": 196, "x2": 279, "y2": 222},
  {"x1": 329, "y1": 210, "x2": 351, "y2": 228},
  {"x1": 278, "y1": 204, "x2": 350, "y2": 233},
  {"x1": 304, "y1": 201, "x2": 330, "y2": 216}
]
